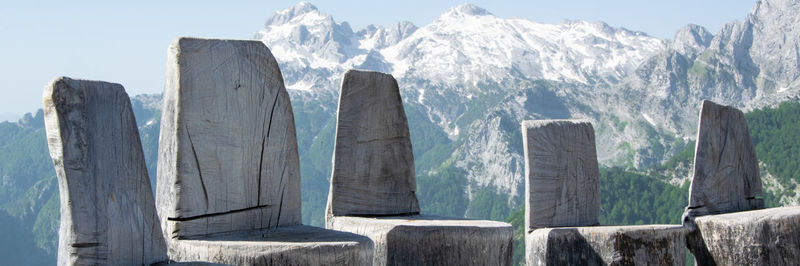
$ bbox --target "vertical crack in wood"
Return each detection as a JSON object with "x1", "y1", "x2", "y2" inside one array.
[
  {"x1": 257, "y1": 136, "x2": 266, "y2": 204},
  {"x1": 275, "y1": 187, "x2": 286, "y2": 229},
  {"x1": 185, "y1": 125, "x2": 209, "y2": 208},
  {"x1": 258, "y1": 88, "x2": 280, "y2": 207},
  {"x1": 716, "y1": 112, "x2": 731, "y2": 171},
  {"x1": 266, "y1": 90, "x2": 280, "y2": 139}
]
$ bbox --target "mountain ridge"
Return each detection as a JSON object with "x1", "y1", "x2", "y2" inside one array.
[{"x1": 254, "y1": 0, "x2": 800, "y2": 212}]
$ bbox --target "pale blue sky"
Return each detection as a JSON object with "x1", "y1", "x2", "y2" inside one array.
[{"x1": 0, "y1": 0, "x2": 755, "y2": 117}]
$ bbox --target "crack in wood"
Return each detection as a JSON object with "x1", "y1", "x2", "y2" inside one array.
[
  {"x1": 275, "y1": 187, "x2": 285, "y2": 229},
  {"x1": 257, "y1": 136, "x2": 266, "y2": 204},
  {"x1": 266, "y1": 90, "x2": 280, "y2": 139},
  {"x1": 257, "y1": 90, "x2": 280, "y2": 205},
  {"x1": 185, "y1": 125, "x2": 208, "y2": 208},
  {"x1": 167, "y1": 204, "x2": 272, "y2": 222},
  {"x1": 71, "y1": 242, "x2": 100, "y2": 248}
]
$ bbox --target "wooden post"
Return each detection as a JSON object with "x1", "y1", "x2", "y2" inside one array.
[{"x1": 44, "y1": 77, "x2": 168, "y2": 265}]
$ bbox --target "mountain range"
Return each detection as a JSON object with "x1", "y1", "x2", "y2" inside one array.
[
  {"x1": 1, "y1": 0, "x2": 799, "y2": 263},
  {"x1": 254, "y1": 0, "x2": 800, "y2": 213}
]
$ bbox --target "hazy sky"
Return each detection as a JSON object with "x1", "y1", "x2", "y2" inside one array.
[{"x1": 0, "y1": 0, "x2": 756, "y2": 117}]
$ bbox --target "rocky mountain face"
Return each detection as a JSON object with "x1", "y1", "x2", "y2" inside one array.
[{"x1": 621, "y1": 0, "x2": 800, "y2": 141}]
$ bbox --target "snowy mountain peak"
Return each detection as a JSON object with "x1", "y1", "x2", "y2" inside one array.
[
  {"x1": 440, "y1": 3, "x2": 493, "y2": 19},
  {"x1": 356, "y1": 21, "x2": 418, "y2": 51},
  {"x1": 264, "y1": 1, "x2": 324, "y2": 26},
  {"x1": 671, "y1": 24, "x2": 713, "y2": 58},
  {"x1": 256, "y1": 2, "x2": 663, "y2": 99}
]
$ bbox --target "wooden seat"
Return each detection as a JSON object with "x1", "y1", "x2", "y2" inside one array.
[
  {"x1": 326, "y1": 69, "x2": 513, "y2": 266},
  {"x1": 522, "y1": 119, "x2": 685, "y2": 265},
  {"x1": 683, "y1": 100, "x2": 800, "y2": 265},
  {"x1": 44, "y1": 77, "x2": 170, "y2": 265},
  {"x1": 156, "y1": 37, "x2": 372, "y2": 265}
]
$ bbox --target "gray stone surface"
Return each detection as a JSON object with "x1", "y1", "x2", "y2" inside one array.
[
  {"x1": 685, "y1": 100, "x2": 764, "y2": 217},
  {"x1": 688, "y1": 206, "x2": 800, "y2": 265},
  {"x1": 522, "y1": 120, "x2": 600, "y2": 230},
  {"x1": 168, "y1": 225, "x2": 373, "y2": 265},
  {"x1": 327, "y1": 69, "x2": 420, "y2": 217},
  {"x1": 157, "y1": 37, "x2": 302, "y2": 239},
  {"x1": 43, "y1": 76, "x2": 168, "y2": 265},
  {"x1": 526, "y1": 225, "x2": 686, "y2": 266},
  {"x1": 328, "y1": 215, "x2": 513, "y2": 266}
]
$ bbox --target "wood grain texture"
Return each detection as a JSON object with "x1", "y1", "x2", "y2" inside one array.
[
  {"x1": 167, "y1": 225, "x2": 373, "y2": 266},
  {"x1": 43, "y1": 76, "x2": 168, "y2": 265},
  {"x1": 328, "y1": 215, "x2": 513, "y2": 266},
  {"x1": 689, "y1": 206, "x2": 800, "y2": 265},
  {"x1": 156, "y1": 37, "x2": 301, "y2": 239},
  {"x1": 327, "y1": 69, "x2": 419, "y2": 217},
  {"x1": 685, "y1": 100, "x2": 763, "y2": 218},
  {"x1": 522, "y1": 120, "x2": 600, "y2": 231},
  {"x1": 526, "y1": 225, "x2": 686, "y2": 266}
]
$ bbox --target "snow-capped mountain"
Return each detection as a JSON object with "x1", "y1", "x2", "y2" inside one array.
[
  {"x1": 252, "y1": 2, "x2": 669, "y2": 205},
  {"x1": 250, "y1": 0, "x2": 800, "y2": 222},
  {"x1": 256, "y1": 3, "x2": 664, "y2": 98}
]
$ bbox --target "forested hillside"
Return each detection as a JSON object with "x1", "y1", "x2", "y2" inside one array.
[{"x1": 0, "y1": 111, "x2": 57, "y2": 265}]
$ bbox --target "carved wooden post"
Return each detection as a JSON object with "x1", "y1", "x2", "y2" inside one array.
[
  {"x1": 44, "y1": 77, "x2": 168, "y2": 265},
  {"x1": 326, "y1": 69, "x2": 513, "y2": 266},
  {"x1": 327, "y1": 69, "x2": 420, "y2": 218},
  {"x1": 523, "y1": 119, "x2": 685, "y2": 266},
  {"x1": 156, "y1": 37, "x2": 302, "y2": 239},
  {"x1": 685, "y1": 100, "x2": 764, "y2": 217},
  {"x1": 156, "y1": 37, "x2": 372, "y2": 265},
  {"x1": 684, "y1": 100, "x2": 800, "y2": 265},
  {"x1": 523, "y1": 120, "x2": 600, "y2": 230}
]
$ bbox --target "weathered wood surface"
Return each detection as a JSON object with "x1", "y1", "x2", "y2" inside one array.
[
  {"x1": 168, "y1": 225, "x2": 373, "y2": 265},
  {"x1": 522, "y1": 120, "x2": 600, "y2": 230},
  {"x1": 526, "y1": 225, "x2": 686, "y2": 266},
  {"x1": 156, "y1": 37, "x2": 302, "y2": 239},
  {"x1": 685, "y1": 100, "x2": 763, "y2": 218},
  {"x1": 43, "y1": 76, "x2": 168, "y2": 265},
  {"x1": 688, "y1": 206, "x2": 800, "y2": 265},
  {"x1": 328, "y1": 215, "x2": 513, "y2": 266},
  {"x1": 327, "y1": 69, "x2": 419, "y2": 217}
]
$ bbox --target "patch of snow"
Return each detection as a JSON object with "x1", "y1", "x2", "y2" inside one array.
[
  {"x1": 642, "y1": 113, "x2": 656, "y2": 127},
  {"x1": 287, "y1": 80, "x2": 314, "y2": 92}
]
